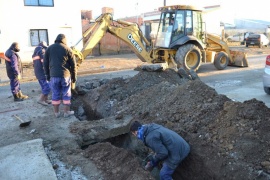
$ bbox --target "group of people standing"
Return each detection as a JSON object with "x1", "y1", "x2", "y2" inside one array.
[{"x1": 4, "y1": 34, "x2": 77, "y2": 118}]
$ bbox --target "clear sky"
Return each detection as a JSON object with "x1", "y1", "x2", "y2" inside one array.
[{"x1": 80, "y1": 0, "x2": 270, "y2": 23}]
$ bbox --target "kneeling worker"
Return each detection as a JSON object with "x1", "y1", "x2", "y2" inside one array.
[{"x1": 130, "y1": 121, "x2": 190, "y2": 180}]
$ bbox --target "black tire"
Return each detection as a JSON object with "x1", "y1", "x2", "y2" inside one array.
[
  {"x1": 264, "y1": 87, "x2": 270, "y2": 95},
  {"x1": 214, "y1": 52, "x2": 229, "y2": 70},
  {"x1": 175, "y1": 44, "x2": 202, "y2": 71}
]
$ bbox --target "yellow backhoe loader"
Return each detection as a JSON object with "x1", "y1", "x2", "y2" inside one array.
[{"x1": 72, "y1": 5, "x2": 248, "y2": 72}]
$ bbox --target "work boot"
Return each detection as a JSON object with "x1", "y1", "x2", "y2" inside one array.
[
  {"x1": 18, "y1": 90, "x2": 29, "y2": 100},
  {"x1": 53, "y1": 105, "x2": 61, "y2": 118},
  {"x1": 13, "y1": 93, "x2": 23, "y2": 102},
  {"x1": 55, "y1": 112, "x2": 61, "y2": 118},
  {"x1": 37, "y1": 94, "x2": 49, "y2": 106},
  {"x1": 63, "y1": 105, "x2": 74, "y2": 118},
  {"x1": 64, "y1": 111, "x2": 74, "y2": 118},
  {"x1": 44, "y1": 95, "x2": 52, "y2": 104}
]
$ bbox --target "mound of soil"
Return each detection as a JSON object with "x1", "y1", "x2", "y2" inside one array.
[{"x1": 70, "y1": 69, "x2": 270, "y2": 179}]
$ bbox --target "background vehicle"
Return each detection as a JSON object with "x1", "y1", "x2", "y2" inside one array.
[
  {"x1": 246, "y1": 34, "x2": 269, "y2": 48},
  {"x1": 227, "y1": 32, "x2": 253, "y2": 45},
  {"x1": 263, "y1": 55, "x2": 270, "y2": 94},
  {"x1": 73, "y1": 5, "x2": 248, "y2": 73}
]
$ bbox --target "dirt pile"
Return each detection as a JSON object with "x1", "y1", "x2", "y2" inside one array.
[{"x1": 70, "y1": 69, "x2": 270, "y2": 180}]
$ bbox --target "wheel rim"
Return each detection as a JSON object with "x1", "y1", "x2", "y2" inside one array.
[
  {"x1": 186, "y1": 51, "x2": 199, "y2": 68},
  {"x1": 220, "y1": 56, "x2": 227, "y2": 66}
]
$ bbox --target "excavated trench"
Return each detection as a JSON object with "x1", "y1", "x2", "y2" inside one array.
[
  {"x1": 71, "y1": 90, "x2": 161, "y2": 179},
  {"x1": 69, "y1": 69, "x2": 270, "y2": 180},
  {"x1": 71, "y1": 79, "x2": 150, "y2": 158},
  {"x1": 70, "y1": 72, "x2": 188, "y2": 179}
]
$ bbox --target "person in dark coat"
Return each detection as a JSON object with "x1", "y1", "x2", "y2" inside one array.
[
  {"x1": 32, "y1": 41, "x2": 51, "y2": 106},
  {"x1": 5, "y1": 42, "x2": 28, "y2": 101},
  {"x1": 43, "y1": 34, "x2": 77, "y2": 118},
  {"x1": 130, "y1": 121, "x2": 190, "y2": 180}
]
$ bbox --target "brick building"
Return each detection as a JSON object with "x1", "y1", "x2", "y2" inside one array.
[{"x1": 81, "y1": 7, "x2": 144, "y2": 56}]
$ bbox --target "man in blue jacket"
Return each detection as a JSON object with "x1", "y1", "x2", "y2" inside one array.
[
  {"x1": 5, "y1": 42, "x2": 28, "y2": 101},
  {"x1": 32, "y1": 41, "x2": 51, "y2": 106},
  {"x1": 130, "y1": 121, "x2": 190, "y2": 180}
]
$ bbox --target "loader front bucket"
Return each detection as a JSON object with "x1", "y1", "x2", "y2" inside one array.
[{"x1": 228, "y1": 50, "x2": 248, "y2": 67}]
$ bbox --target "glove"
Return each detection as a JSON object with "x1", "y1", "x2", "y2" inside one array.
[
  {"x1": 71, "y1": 82, "x2": 76, "y2": 90},
  {"x1": 71, "y1": 82, "x2": 78, "y2": 95},
  {"x1": 144, "y1": 161, "x2": 154, "y2": 172},
  {"x1": 16, "y1": 74, "x2": 21, "y2": 80},
  {"x1": 148, "y1": 154, "x2": 158, "y2": 167}
]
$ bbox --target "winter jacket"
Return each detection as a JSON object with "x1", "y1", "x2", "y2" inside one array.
[
  {"x1": 5, "y1": 43, "x2": 21, "y2": 79},
  {"x1": 141, "y1": 123, "x2": 190, "y2": 169},
  {"x1": 43, "y1": 34, "x2": 77, "y2": 81},
  {"x1": 32, "y1": 43, "x2": 47, "y2": 80}
]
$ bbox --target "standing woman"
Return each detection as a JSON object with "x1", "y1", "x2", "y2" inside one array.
[{"x1": 5, "y1": 42, "x2": 28, "y2": 101}]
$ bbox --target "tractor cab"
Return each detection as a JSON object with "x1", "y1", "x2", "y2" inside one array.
[{"x1": 155, "y1": 5, "x2": 204, "y2": 48}]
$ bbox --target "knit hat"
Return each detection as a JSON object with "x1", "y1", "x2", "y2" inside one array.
[
  {"x1": 130, "y1": 121, "x2": 142, "y2": 132},
  {"x1": 39, "y1": 41, "x2": 48, "y2": 48}
]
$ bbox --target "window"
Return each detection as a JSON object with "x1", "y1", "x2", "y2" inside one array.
[
  {"x1": 193, "y1": 11, "x2": 203, "y2": 40},
  {"x1": 171, "y1": 10, "x2": 185, "y2": 42},
  {"x1": 24, "y1": 0, "x2": 54, "y2": 7},
  {"x1": 30, "y1": 29, "x2": 49, "y2": 46}
]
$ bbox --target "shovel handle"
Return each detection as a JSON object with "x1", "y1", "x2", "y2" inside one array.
[{"x1": 13, "y1": 115, "x2": 24, "y2": 123}]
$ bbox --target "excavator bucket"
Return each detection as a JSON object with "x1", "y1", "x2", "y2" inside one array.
[{"x1": 228, "y1": 50, "x2": 248, "y2": 67}]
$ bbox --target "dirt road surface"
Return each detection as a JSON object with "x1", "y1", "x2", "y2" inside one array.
[{"x1": 1, "y1": 46, "x2": 270, "y2": 179}]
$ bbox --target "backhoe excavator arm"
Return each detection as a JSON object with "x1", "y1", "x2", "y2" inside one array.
[{"x1": 72, "y1": 13, "x2": 155, "y2": 66}]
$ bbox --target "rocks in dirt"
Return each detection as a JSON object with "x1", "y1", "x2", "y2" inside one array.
[
  {"x1": 139, "y1": 63, "x2": 166, "y2": 72},
  {"x1": 69, "y1": 115, "x2": 133, "y2": 146}
]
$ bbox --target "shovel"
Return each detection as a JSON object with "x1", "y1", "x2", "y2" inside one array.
[{"x1": 13, "y1": 115, "x2": 31, "y2": 127}]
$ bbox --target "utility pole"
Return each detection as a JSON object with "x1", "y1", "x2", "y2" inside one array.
[
  {"x1": 164, "y1": 0, "x2": 166, "y2": 6},
  {"x1": 136, "y1": 2, "x2": 138, "y2": 24}
]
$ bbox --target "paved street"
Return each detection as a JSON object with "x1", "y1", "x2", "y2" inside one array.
[{"x1": 198, "y1": 54, "x2": 270, "y2": 107}]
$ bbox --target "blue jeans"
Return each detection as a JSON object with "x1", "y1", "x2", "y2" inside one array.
[{"x1": 160, "y1": 163, "x2": 174, "y2": 180}]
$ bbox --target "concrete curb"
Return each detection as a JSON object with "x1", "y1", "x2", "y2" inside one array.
[{"x1": 0, "y1": 138, "x2": 57, "y2": 180}]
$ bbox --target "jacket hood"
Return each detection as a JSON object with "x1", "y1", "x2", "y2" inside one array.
[
  {"x1": 143, "y1": 123, "x2": 161, "y2": 138},
  {"x1": 54, "y1": 34, "x2": 67, "y2": 45},
  {"x1": 9, "y1": 42, "x2": 20, "y2": 52}
]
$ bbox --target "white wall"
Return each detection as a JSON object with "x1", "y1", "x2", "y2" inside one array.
[
  {"x1": 0, "y1": 0, "x2": 83, "y2": 63},
  {"x1": 203, "y1": 8, "x2": 223, "y2": 36}
]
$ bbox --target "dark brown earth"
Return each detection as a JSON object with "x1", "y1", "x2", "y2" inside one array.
[
  {"x1": 1, "y1": 46, "x2": 270, "y2": 180},
  {"x1": 70, "y1": 68, "x2": 270, "y2": 180}
]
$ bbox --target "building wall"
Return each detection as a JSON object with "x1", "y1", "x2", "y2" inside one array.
[
  {"x1": 235, "y1": 19, "x2": 270, "y2": 29},
  {"x1": 203, "y1": 6, "x2": 223, "y2": 36},
  {"x1": 0, "y1": 0, "x2": 83, "y2": 63}
]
